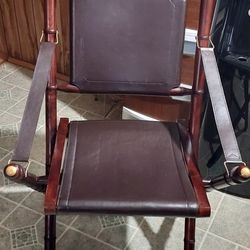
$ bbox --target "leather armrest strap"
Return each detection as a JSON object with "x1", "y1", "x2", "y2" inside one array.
[
  {"x1": 11, "y1": 42, "x2": 55, "y2": 162},
  {"x1": 200, "y1": 48, "x2": 242, "y2": 163}
]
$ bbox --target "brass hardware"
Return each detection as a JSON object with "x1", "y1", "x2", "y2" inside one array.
[
  {"x1": 40, "y1": 30, "x2": 59, "y2": 44},
  {"x1": 240, "y1": 167, "x2": 250, "y2": 178},
  {"x1": 196, "y1": 36, "x2": 215, "y2": 49},
  {"x1": 5, "y1": 165, "x2": 17, "y2": 177}
]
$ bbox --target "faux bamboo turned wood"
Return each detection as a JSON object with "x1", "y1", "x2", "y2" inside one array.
[{"x1": 45, "y1": 0, "x2": 58, "y2": 249}]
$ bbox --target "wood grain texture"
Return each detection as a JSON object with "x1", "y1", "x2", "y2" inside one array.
[
  {"x1": 14, "y1": 0, "x2": 38, "y2": 63},
  {"x1": 0, "y1": 0, "x2": 21, "y2": 59},
  {"x1": 0, "y1": 9, "x2": 8, "y2": 57},
  {"x1": 186, "y1": 0, "x2": 200, "y2": 29}
]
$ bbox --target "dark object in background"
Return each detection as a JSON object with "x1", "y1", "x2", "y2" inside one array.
[{"x1": 200, "y1": 0, "x2": 250, "y2": 197}]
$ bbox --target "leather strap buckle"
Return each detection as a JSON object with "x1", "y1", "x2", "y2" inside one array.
[
  {"x1": 40, "y1": 30, "x2": 59, "y2": 44},
  {"x1": 196, "y1": 36, "x2": 215, "y2": 49},
  {"x1": 224, "y1": 161, "x2": 246, "y2": 175}
]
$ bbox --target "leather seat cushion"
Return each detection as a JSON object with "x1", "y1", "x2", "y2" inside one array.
[{"x1": 57, "y1": 120, "x2": 200, "y2": 216}]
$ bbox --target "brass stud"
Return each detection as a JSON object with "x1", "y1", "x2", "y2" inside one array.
[
  {"x1": 240, "y1": 167, "x2": 250, "y2": 179},
  {"x1": 5, "y1": 165, "x2": 17, "y2": 177}
]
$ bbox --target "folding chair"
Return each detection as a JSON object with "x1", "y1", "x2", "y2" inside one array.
[{"x1": 4, "y1": 0, "x2": 250, "y2": 249}]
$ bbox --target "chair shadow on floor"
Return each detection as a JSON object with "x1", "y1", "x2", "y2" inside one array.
[{"x1": 0, "y1": 67, "x2": 177, "y2": 249}]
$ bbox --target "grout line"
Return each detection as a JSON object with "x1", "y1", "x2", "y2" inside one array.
[
  {"x1": 123, "y1": 217, "x2": 145, "y2": 250},
  {"x1": 0, "y1": 223, "x2": 11, "y2": 232},
  {"x1": 1, "y1": 94, "x2": 29, "y2": 120},
  {"x1": 223, "y1": 192, "x2": 250, "y2": 206},
  {"x1": 207, "y1": 231, "x2": 250, "y2": 250},
  {"x1": 95, "y1": 227, "x2": 104, "y2": 239},
  {"x1": 68, "y1": 226, "x2": 121, "y2": 250},
  {"x1": 0, "y1": 67, "x2": 21, "y2": 81},
  {"x1": 0, "y1": 191, "x2": 35, "y2": 226},
  {"x1": 0, "y1": 190, "x2": 44, "y2": 217},
  {"x1": 56, "y1": 216, "x2": 79, "y2": 243},
  {"x1": 198, "y1": 193, "x2": 226, "y2": 250}
]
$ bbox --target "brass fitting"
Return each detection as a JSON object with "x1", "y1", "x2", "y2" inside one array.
[
  {"x1": 240, "y1": 167, "x2": 250, "y2": 179},
  {"x1": 4, "y1": 164, "x2": 18, "y2": 177}
]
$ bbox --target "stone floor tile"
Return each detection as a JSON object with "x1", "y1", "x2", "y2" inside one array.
[
  {"x1": 209, "y1": 196, "x2": 250, "y2": 248},
  {"x1": 207, "y1": 190, "x2": 224, "y2": 210},
  {"x1": 0, "y1": 70, "x2": 11, "y2": 80},
  {"x1": 99, "y1": 216, "x2": 125, "y2": 228},
  {"x1": 237, "y1": 246, "x2": 249, "y2": 250},
  {"x1": 0, "y1": 147, "x2": 9, "y2": 160},
  {"x1": 98, "y1": 224, "x2": 136, "y2": 249},
  {"x1": 2, "y1": 206, "x2": 42, "y2": 230},
  {"x1": 0, "y1": 112, "x2": 20, "y2": 126},
  {"x1": 0, "y1": 226, "x2": 11, "y2": 250},
  {"x1": 7, "y1": 99, "x2": 26, "y2": 118},
  {"x1": 28, "y1": 161, "x2": 45, "y2": 176},
  {"x1": 2, "y1": 68, "x2": 33, "y2": 90},
  {"x1": 57, "y1": 91, "x2": 80, "y2": 107},
  {"x1": 21, "y1": 192, "x2": 44, "y2": 215},
  {"x1": 10, "y1": 86, "x2": 28, "y2": 101},
  {"x1": 36, "y1": 218, "x2": 66, "y2": 246},
  {"x1": 0, "y1": 113, "x2": 19, "y2": 151},
  {"x1": 57, "y1": 215, "x2": 77, "y2": 226},
  {"x1": 124, "y1": 216, "x2": 143, "y2": 229},
  {"x1": 70, "y1": 95, "x2": 106, "y2": 116},
  {"x1": 82, "y1": 111, "x2": 104, "y2": 120},
  {"x1": 57, "y1": 229, "x2": 117, "y2": 250},
  {"x1": 0, "y1": 62, "x2": 19, "y2": 73},
  {"x1": 0, "y1": 180, "x2": 32, "y2": 203},
  {"x1": 0, "y1": 96, "x2": 18, "y2": 113},
  {"x1": 126, "y1": 217, "x2": 204, "y2": 250},
  {"x1": 11, "y1": 225, "x2": 38, "y2": 249},
  {"x1": 16, "y1": 245, "x2": 43, "y2": 250},
  {"x1": 0, "y1": 80, "x2": 14, "y2": 91},
  {"x1": 0, "y1": 152, "x2": 12, "y2": 170},
  {"x1": 199, "y1": 233, "x2": 237, "y2": 250},
  {"x1": 58, "y1": 105, "x2": 86, "y2": 121},
  {"x1": 71, "y1": 215, "x2": 102, "y2": 237},
  {"x1": 196, "y1": 210, "x2": 215, "y2": 231},
  {"x1": 0, "y1": 196, "x2": 17, "y2": 223},
  {"x1": 0, "y1": 171, "x2": 4, "y2": 187}
]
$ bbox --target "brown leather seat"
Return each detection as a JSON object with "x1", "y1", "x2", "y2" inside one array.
[{"x1": 57, "y1": 120, "x2": 204, "y2": 217}]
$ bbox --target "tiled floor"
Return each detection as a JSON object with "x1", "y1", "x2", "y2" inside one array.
[{"x1": 0, "y1": 62, "x2": 250, "y2": 250}]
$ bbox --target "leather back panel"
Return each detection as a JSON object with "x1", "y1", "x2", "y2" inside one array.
[{"x1": 71, "y1": 0, "x2": 186, "y2": 94}]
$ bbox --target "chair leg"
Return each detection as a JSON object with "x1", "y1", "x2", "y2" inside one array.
[
  {"x1": 45, "y1": 215, "x2": 56, "y2": 250},
  {"x1": 184, "y1": 218, "x2": 196, "y2": 250}
]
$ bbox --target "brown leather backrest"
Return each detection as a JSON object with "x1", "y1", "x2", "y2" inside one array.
[{"x1": 70, "y1": 0, "x2": 186, "y2": 95}]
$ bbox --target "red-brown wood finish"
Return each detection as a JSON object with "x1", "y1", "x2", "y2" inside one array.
[
  {"x1": 44, "y1": 1, "x2": 57, "y2": 249},
  {"x1": 184, "y1": 1, "x2": 216, "y2": 249},
  {"x1": 178, "y1": 124, "x2": 211, "y2": 217},
  {"x1": 45, "y1": 0, "x2": 57, "y2": 175},
  {"x1": 45, "y1": 118, "x2": 69, "y2": 214},
  {"x1": 184, "y1": 218, "x2": 196, "y2": 250}
]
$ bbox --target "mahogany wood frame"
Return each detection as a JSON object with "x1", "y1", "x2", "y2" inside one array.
[{"x1": 43, "y1": 0, "x2": 216, "y2": 250}]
